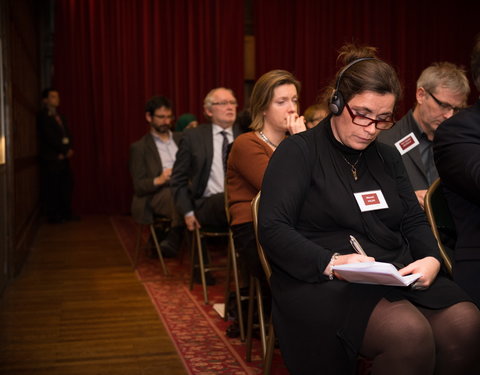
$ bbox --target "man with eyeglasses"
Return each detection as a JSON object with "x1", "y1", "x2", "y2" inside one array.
[
  {"x1": 129, "y1": 96, "x2": 184, "y2": 258},
  {"x1": 378, "y1": 62, "x2": 470, "y2": 208},
  {"x1": 171, "y1": 87, "x2": 241, "y2": 283}
]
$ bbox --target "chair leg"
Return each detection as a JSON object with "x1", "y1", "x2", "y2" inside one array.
[
  {"x1": 195, "y1": 228, "x2": 209, "y2": 304},
  {"x1": 224, "y1": 235, "x2": 233, "y2": 320},
  {"x1": 230, "y1": 235, "x2": 245, "y2": 341},
  {"x1": 263, "y1": 318, "x2": 275, "y2": 375},
  {"x1": 189, "y1": 231, "x2": 196, "y2": 290},
  {"x1": 245, "y1": 275, "x2": 255, "y2": 362},
  {"x1": 150, "y1": 225, "x2": 169, "y2": 275},
  {"x1": 256, "y1": 277, "x2": 267, "y2": 358}
]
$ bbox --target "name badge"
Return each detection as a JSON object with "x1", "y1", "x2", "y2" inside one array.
[
  {"x1": 354, "y1": 190, "x2": 389, "y2": 212},
  {"x1": 62, "y1": 137, "x2": 70, "y2": 145},
  {"x1": 394, "y1": 132, "x2": 419, "y2": 155}
]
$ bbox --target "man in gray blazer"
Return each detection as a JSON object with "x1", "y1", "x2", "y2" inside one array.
[
  {"x1": 378, "y1": 62, "x2": 469, "y2": 208},
  {"x1": 129, "y1": 96, "x2": 183, "y2": 257},
  {"x1": 171, "y1": 87, "x2": 241, "y2": 231}
]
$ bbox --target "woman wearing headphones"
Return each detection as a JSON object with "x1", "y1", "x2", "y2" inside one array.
[{"x1": 258, "y1": 44, "x2": 480, "y2": 374}]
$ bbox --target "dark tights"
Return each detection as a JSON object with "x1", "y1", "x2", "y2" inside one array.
[{"x1": 360, "y1": 299, "x2": 480, "y2": 375}]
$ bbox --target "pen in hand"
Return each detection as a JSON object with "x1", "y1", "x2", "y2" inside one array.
[{"x1": 349, "y1": 235, "x2": 368, "y2": 256}]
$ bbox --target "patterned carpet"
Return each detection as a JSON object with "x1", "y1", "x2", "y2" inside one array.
[{"x1": 111, "y1": 215, "x2": 289, "y2": 375}]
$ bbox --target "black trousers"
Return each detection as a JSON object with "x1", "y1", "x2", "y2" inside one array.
[
  {"x1": 194, "y1": 193, "x2": 228, "y2": 228},
  {"x1": 41, "y1": 159, "x2": 73, "y2": 220}
]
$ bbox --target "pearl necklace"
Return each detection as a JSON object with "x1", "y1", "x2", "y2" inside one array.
[{"x1": 259, "y1": 131, "x2": 278, "y2": 148}]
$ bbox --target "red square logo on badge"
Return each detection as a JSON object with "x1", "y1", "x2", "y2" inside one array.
[
  {"x1": 362, "y1": 193, "x2": 380, "y2": 205},
  {"x1": 399, "y1": 136, "x2": 414, "y2": 150}
]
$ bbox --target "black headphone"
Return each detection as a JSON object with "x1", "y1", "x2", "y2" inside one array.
[{"x1": 329, "y1": 57, "x2": 377, "y2": 115}]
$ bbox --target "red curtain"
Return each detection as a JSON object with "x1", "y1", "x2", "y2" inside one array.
[
  {"x1": 53, "y1": 0, "x2": 244, "y2": 214},
  {"x1": 254, "y1": 0, "x2": 480, "y2": 116}
]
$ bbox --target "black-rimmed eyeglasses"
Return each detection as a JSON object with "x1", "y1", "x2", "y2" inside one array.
[
  {"x1": 345, "y1": 103, "x2": 395, "y2": 130},
  {"x1": 426, "y1": 90, "x2": 462, "y2": 114}
]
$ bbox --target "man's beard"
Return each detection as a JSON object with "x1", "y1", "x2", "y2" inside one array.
[{"x1": 152, "y1": 124, "x2": 170, "y2": 134}]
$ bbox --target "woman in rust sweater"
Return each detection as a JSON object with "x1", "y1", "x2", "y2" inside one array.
[{"x1": 227, "y1": 69, "x2": 306, "y2": 279}]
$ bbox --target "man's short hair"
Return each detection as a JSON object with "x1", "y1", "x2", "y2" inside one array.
[
  {"x1": 416, "y1": 62, "x2": 470, "y2": 98},
  {"x1": 145, "y1": 96, "x2": 172, "y2": 116},
  {"x1": 203, "y1": 87, "x2": 234, "y2": 110}
]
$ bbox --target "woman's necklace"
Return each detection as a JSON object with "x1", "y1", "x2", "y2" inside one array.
[
  {"x1": 342, "y1": 153, "x2": 363, "y2": 181},
  {"x1": 259, "y1": 131, "x2": 278, "y2": 148}
]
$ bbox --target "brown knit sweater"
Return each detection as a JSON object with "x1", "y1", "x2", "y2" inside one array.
[{"x1": 226, "y1": 131, "x2": 274, "y2": 225}]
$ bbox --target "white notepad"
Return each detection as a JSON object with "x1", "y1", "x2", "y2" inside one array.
[{"x1": 333, "y1": 261, "x2": 422, "y2": 287}]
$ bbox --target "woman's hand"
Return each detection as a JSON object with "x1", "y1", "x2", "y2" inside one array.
[
  {"x1": 398, "y1": 256, "x2": 440, "y2": 290},
  {"x1": 323, "y1": 253, "x2": 375, "y2": 279},
  {"x1": 286, "y1": 113, "x2": 306, "y2": 135}
]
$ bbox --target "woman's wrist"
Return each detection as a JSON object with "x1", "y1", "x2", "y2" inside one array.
[{"x1": 326, "y1": 252, "x2": 340, "y2": 280}]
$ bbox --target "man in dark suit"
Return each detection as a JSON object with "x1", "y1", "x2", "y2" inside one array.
[
  {"x1": 37, "y1": 88, "x2": 76, "y2": 223},
  {"x1": 171, "y1": 87, "x2": 241, "y2": 231},
  {"x1": 129, "y1": 96, "x2": 183, "y2": 257},
  {"x1": 434, "y1": 35, "x2": 480, "y2": 307},
  {"x1": 378, "y1": 62, "x2": 469, "y2": 208}
]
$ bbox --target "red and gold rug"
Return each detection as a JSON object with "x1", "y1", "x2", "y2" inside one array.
[{"x1": 111, "y1": 215, "x2": 288, "y2": 375}]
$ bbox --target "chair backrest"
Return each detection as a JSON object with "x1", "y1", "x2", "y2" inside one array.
[
  {"x1": 251, "y1": 192, "x2": 272, "y2": 282},
  {"x1": 424, "y1": 178, "x2": 455, "y2": 275}
]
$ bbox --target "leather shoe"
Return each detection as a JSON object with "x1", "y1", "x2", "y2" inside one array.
[{"x1": 159, "y1": 240, "x2": 178, "y2": 258}]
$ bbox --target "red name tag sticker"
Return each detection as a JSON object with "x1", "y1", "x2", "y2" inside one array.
[
  {"x1": 354, "y1": 190, "x2": 389, "y2": 212},
  {"x1": 394, "y1": 132, "x2": 419, "y2": 155},
  {"x1": 399, "y1": 136, "x2": 414, "y2": 150},
  {"x1": 362, "y1": 193, "x2": 380, "y2": 205}
]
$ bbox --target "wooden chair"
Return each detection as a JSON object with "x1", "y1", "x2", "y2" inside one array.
[
  {"x1": 247, "y1": 191, "x2": 275, "y2": 374},
  {"x1": 133, "y1": 216, "x2": 171, "y2": 275},
  {"x1": 190, "y1": 226, "x2": 228, "y2": 304},
  {"x1": 189, "y1": 189, "x2": 244, "y2": 324},
  {"x1": 224, "y1": 187, "x2": 246, "y2": 342},
  {"x1": 424, "y1": 178, "x2": 455, "y2": 275}
]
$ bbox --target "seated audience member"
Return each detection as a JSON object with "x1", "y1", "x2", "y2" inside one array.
[
  {"x1": 258, "y1": 43, "x2": 480, "y2": 375},
  {"x1": 234, "y1": 108, "x2": 252, "y2": 134},
  {"x1": 378, "y1": 62, "x2": 469, "y2": 208},
  {"x1": 303, "y1": 102, "x2": 329, "y2": 129},
  {"x1": 175, "y1": 113, "x2": 198, "y2": 132},
  {"x1": 226, "y1": 69, "x2": 305, "y2": 321},
  {"x1": 170, "y1": 88, "x2": 242, "y2": 282},
  {"x1": 434, "y1": 34, "x2": 480, "y2": 308},
  {"x1": 129, "y1": 96, "x2": 184, "y2": 257}
]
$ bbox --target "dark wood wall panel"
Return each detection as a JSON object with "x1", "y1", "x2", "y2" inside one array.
[{"x1": 3, "y1": 0, "x2": 42, "y2": 280}]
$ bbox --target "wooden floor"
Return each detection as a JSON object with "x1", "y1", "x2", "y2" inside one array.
[{"x1": 0, "y1": 215, "x2": 188, "y2": 375}]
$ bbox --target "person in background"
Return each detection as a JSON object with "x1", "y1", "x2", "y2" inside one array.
[
  {"x1": 303, "y1": 102, "x2": 329, "y2": 129},
  {"x1": 434, "y1": 34, "x2": 480, "y2": 308},
  {"x1": 378, "y1": 62, "x2": 469, "y2": 208},
  {"x1": 170, "y1": 87, "x2": 242, "y2": 284},
  {"x1": 129, "y1": 96, "x2": 184, "y2": 257},
  {"x1": 37, "y1": 88, "x2": 76, "y2": 223},
  {"x1": 226, "y1": 70, "x2": 305, "y2": 332},
  {"x1": 258, "y1": 43, "x2": 480, "y2": 375},
  {"x1": 175, "y1": 113, "x2": 198, "y2": 132},
  {"x1": 234, "y1": 108, "x2": 252, "y2": 134}
]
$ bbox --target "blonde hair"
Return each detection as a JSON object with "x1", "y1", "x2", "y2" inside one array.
[
  {"x1": 249, "y1": 70, "x2": 301, "y2": 131},
  {"x1": 417, "y1": 62, "x2": 470, "y2": 99},
  {"x1": 304, "y1": 103, "x2": 329, "y2": 123}
]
